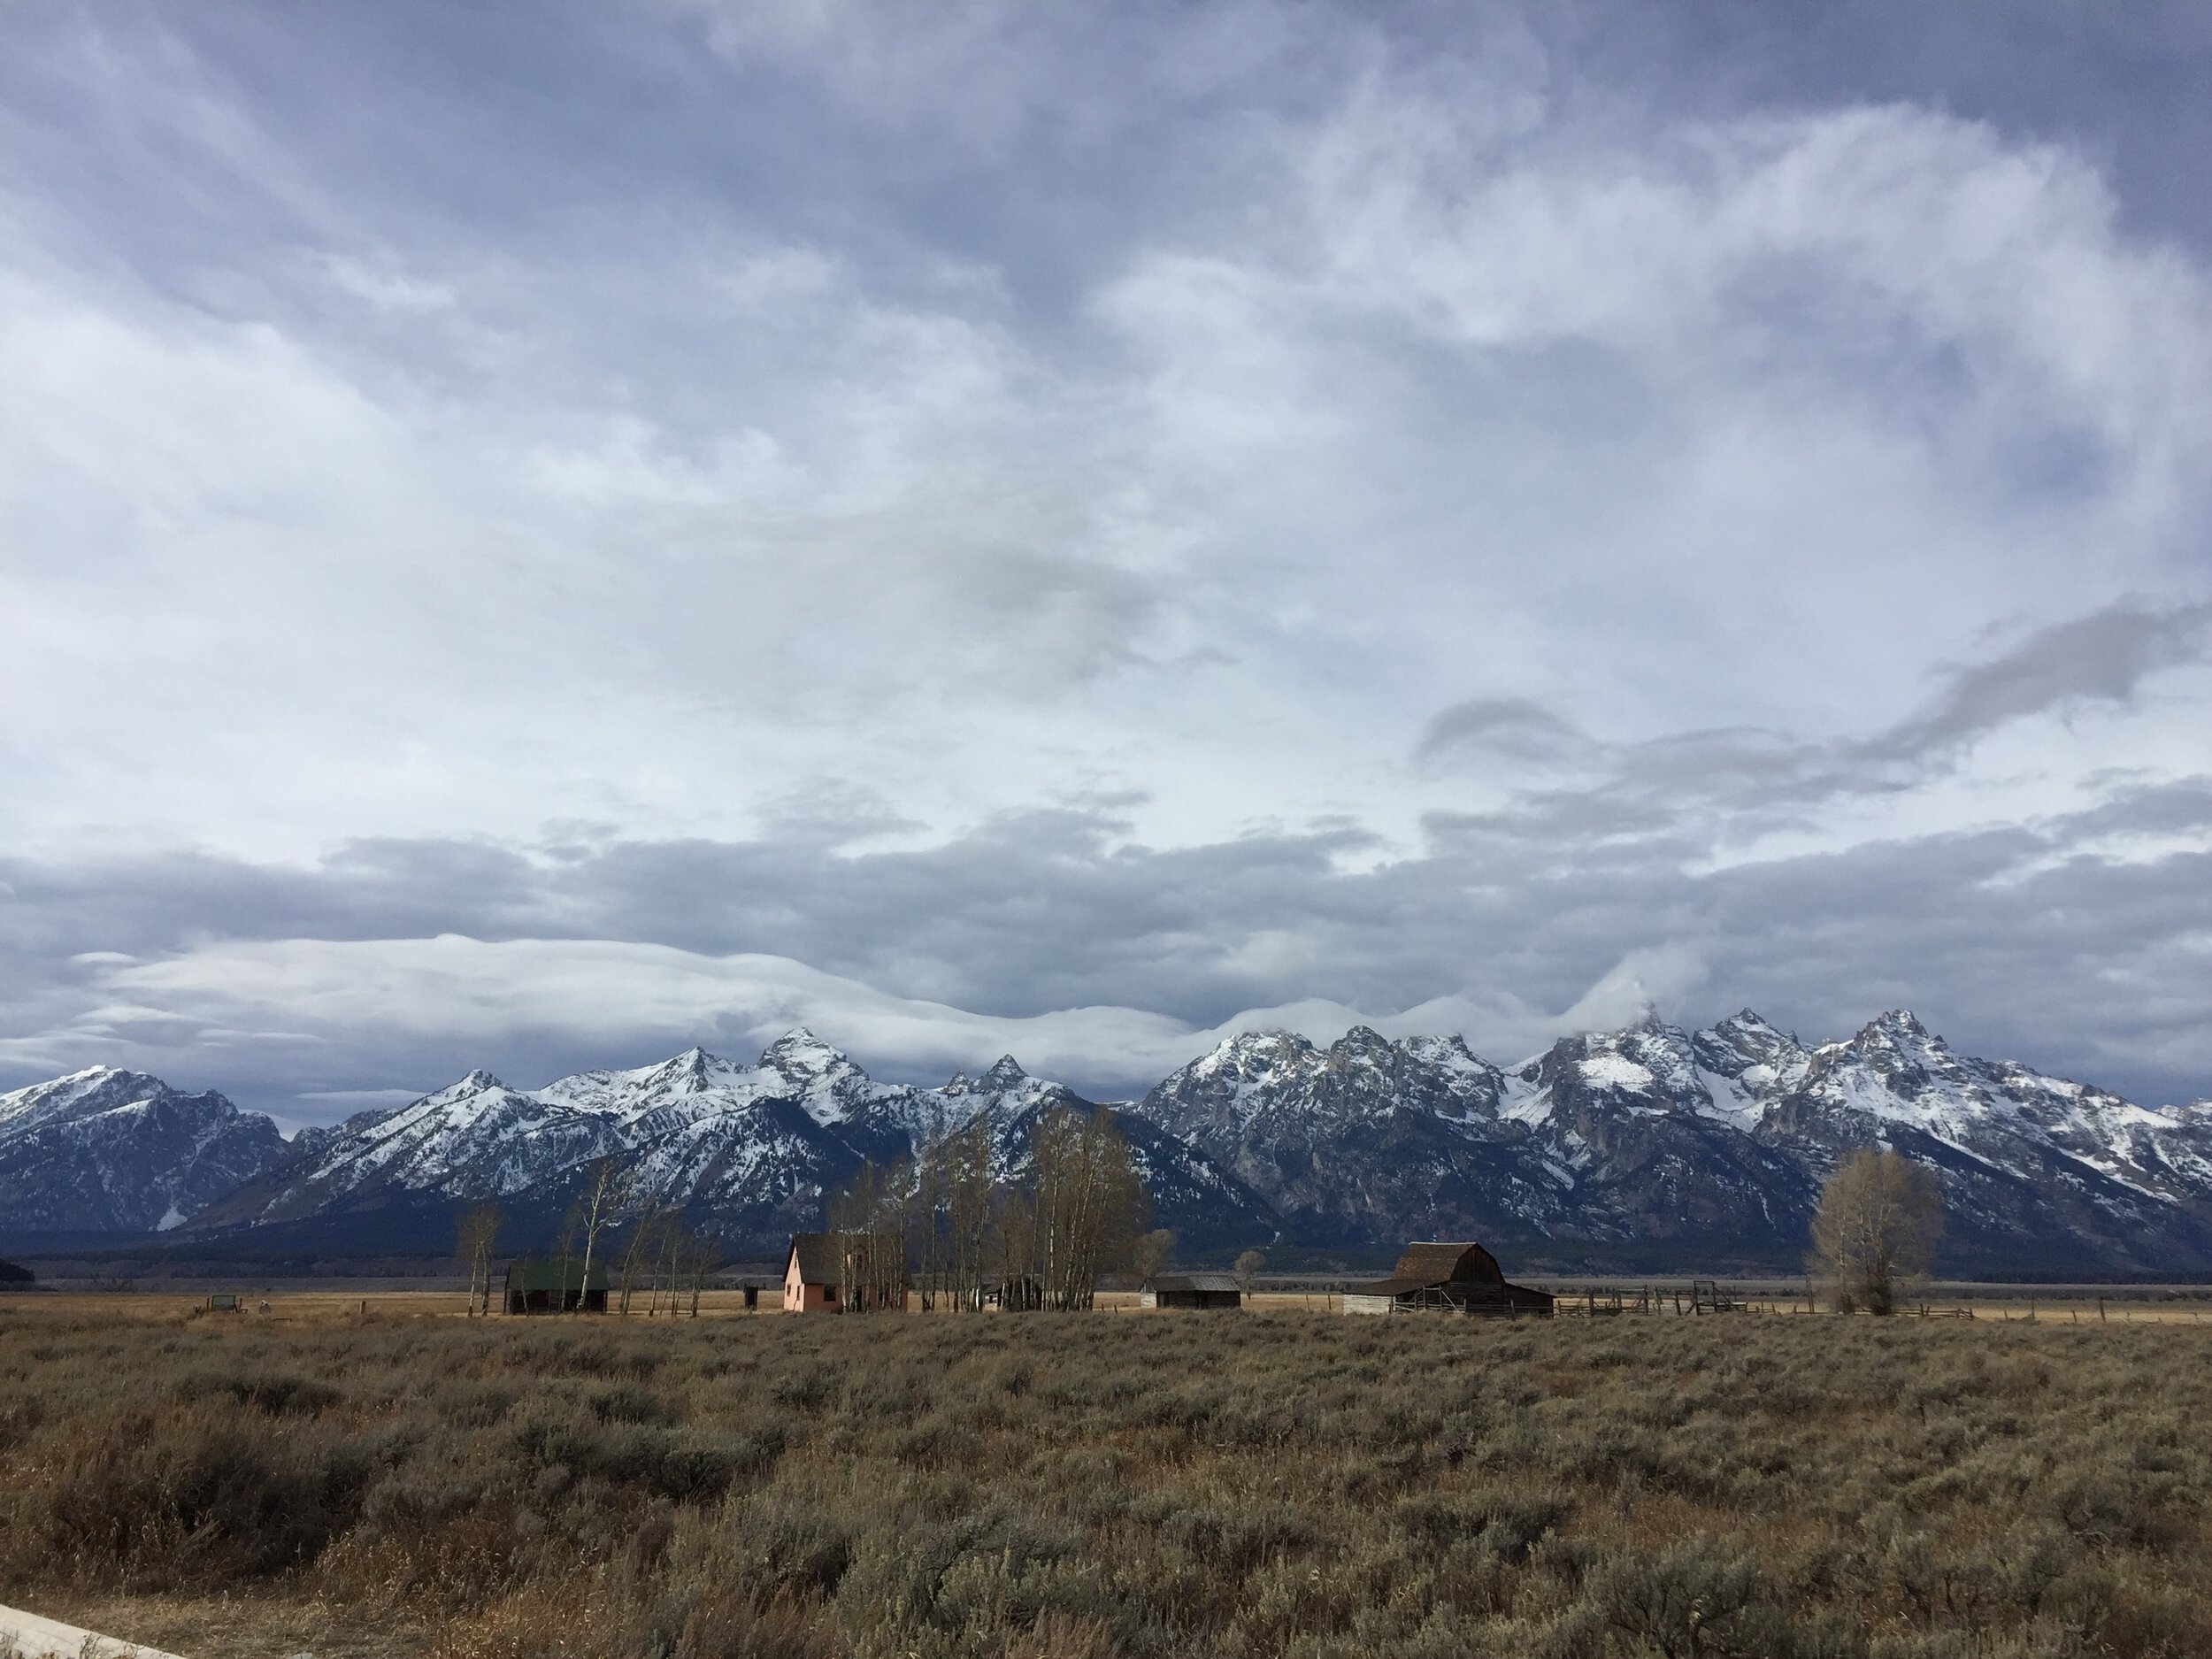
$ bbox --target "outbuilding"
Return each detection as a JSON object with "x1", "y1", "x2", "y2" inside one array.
[
  {"x1": 1342, "y1": 1241, "x2": 1553, "y2": 1317},
  {"x1": 1139, "y1": 1272, "x2": 1244, "y2": 1310},
  {"x1": 503, "y1": 1258, "x2": 609, "y2": 1314},
  {"x1": 783, "y1": 1233, "x2": 908, "y2": 1313}
]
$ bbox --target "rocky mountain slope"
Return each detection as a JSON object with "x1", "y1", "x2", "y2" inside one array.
[
  {"x1": 1137, "y1": 1009, "x2": 2212, "y2": 1272},
  {"x1": 0, "y1": 1066, "x2": 288, "y2": 1238},
  {"x1": 9, "y1": 1011, "x2": 2211, "y2": 1271},
  {"x1": 184, "y1": 1033, "x2": 1271, "y2": 1255}
]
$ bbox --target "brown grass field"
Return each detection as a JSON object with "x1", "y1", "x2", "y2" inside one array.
[{"x1": 3, "y1": 1295, "x2": 2208, "y2": 1658}]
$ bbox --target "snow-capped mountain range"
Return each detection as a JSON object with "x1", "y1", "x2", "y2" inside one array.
[
  {"x1": 6, "y1": 1011, "x2": 2210, "y2": 1273},
  {"x1": 0, "y1": 1066, "x2": 287, "y2": 1237}
]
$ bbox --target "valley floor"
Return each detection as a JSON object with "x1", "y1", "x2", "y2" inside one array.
[{"x1": 1, "y1": 1304, "x2": 2207, "y2": 1658}]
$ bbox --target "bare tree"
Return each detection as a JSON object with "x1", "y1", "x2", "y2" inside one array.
[
  {"x1": 1133, "y1": 1228, "x2": 1177, "y2": 1286},
  {"x1": 1811, "y1": 1148, "x2": 1943, "y2": 1314},
  {"x1": 830, "y1": 1160, "x2": 912, "y2": 1313},
  {"x1": 680, "y1": 1226, "x2": 721, "y2": 1317},
  {"x1": 948, "y1": 1114, "x2": 996, "y2": 1310},
  {"x1": 1026, "y1": 1106, "x2": 1148, "y2": 1310},
  {"x1": 568, "y1": 1156, "x2": 633, "y2": 1316},
  {"x1": 555, "y1": 1202, "x2": 582, "y2": 1315},
  {"x1": 913, "y1": 1140, "x2": 946, "y2": 1311},
  {"x1": 456, "y1": 1203, "x2": 503, "y2": 1317},
  {"x1": 654, "y1": 1211, "x2": 684, "y2": 1315},
  {"x1": 616, "y1": 1205, "x2": 669, "y2": 1315},
  {"x1": 1233, "y1": 1248, "x2": 1265, "y2": 1296}
]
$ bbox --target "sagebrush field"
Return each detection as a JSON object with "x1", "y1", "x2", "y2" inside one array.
[{"x1": 1, "y1": 1308, "x2": 2206, "y2": 1658}]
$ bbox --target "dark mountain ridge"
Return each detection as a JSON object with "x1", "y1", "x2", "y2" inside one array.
[{"x1": 7, "y1": 1010, "x2": 2209, "y2": 1274}]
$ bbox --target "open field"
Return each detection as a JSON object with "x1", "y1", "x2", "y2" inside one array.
[
  {"x1": 4, "y1": 1304, "x2": 2210, "y2": 1658},
  {"x1": 9, "y1": 1282, "x2": 2212, "y2": 1325}
]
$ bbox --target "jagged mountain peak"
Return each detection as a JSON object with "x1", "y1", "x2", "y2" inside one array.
[
  {"x1": 1193, "y1": 1027, "x2": 1315, "y2": 1072},
  {"x1": 1860, "y1": 1009, "x2": 1941, "y2": 1046},
  {"x1": 4, "y1": 1062, "x2": 139, "y2": 1104},
  {"x1": 759, "y1": 1027, "x2": 857, "y2": 1074},
  {"x1": 3, "y1": 1063, "x2": 224, "y2": 1137},
  {"x1": 977, "y1": 1055, "x2": 1030, "y2": 1089},
  {"x1": 1548, "y1": 1018, "x2": 1702, "y2": 1103},
  {"x1": 632, "y1": 1047, "x2": 754, "y2": 1092},
  {"x1": 1400, "y1": 1031, "x2": 1479, "y2": 1063},
  {"x1": 17, "y1": 1010, "x2": 2212, "y2": 1279},
  {"x1": 0, "y1": 1064, "x2": 287, "y2": 1236},
  {"x1": 1325, "y1": 1025, "x2": 1397, "y2": 1064},
  {"x1": 40, "y1": 1062, "x2": 128, "y2": 1087},
  {"x1": 1692, "y1": 1010, "x2": 1808, "y2": 1088},
  {"x1": 1711, "y1": 1009, "x2": 1785, "y2": 1039}
]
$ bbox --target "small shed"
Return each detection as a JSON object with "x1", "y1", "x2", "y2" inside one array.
[
  {"x1": 1342, "y1": 1241, "x2": 1553, "y2": 1318},
  {"x1": 1140, "y1": 1272, "x2": 1244, "y2": 1310},
  {"x1": 783, "y1": 1233, "x2": 908, "y2": 1313},
  {"x1": 503, "y1": 1258, "x2": 609, "y2": 1314}
]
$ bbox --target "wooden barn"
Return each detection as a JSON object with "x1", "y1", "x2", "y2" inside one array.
[
  {"x1": 503, "y1": 1258, "x2": 609, "y2": 1314},
  {"x1": 1139, "y1": 1272, "x2": 1244, "y2": 1310},
  {"x1": 1342, "y1": 1241, "x2": 1554, "y2": 1317},
  {"x1": 783, "y1": 1233, "x2": 908, "y2": 1313}
]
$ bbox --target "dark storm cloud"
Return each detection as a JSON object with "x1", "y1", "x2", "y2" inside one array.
[
  {"x1": 5, "y1": 768, "x2": 2209, "y2": 1115},
  {"x1": 1420, "y1": 601, "x2": 2212, "y2": 832}
]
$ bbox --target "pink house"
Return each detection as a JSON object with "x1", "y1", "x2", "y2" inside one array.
[{"x1": 783, "y1": 1232, "x2": 908, "y2": 1313}]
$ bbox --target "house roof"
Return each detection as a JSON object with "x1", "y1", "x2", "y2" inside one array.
[
  {"x1": 505, "y1": 1258, "x2": 610, "y2": 1292},
  {"x1": 786, "y1": 1232, "x2": 904, "y2": 1285},
  {"x1": 786, "y1": 1233, "x2": 839, "y2": 1283},
  {"x1": 1144, "y1": 1273, "x2": 1241, "y2": 1294}
]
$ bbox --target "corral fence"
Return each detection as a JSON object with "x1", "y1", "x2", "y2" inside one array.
[{"x1": 1553, "y1": 1279, "x2": 1759, "y2": 1317}]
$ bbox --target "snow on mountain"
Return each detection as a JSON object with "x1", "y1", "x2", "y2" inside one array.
[
  {"x1": 1146, "y1": 1010, "x2": 2212, "y2": 1271},
  {"x1": 0, "y1": 1065, "x2": 287, "y2": 1235},
  {"x1": 1486, "y1": 1016, "x2": 1817, "y2": 1256},
  {"x1": 186, "y1": 1033, "x2": 1254, "y2": 1253},
  {"x1": 944, "y1": 1055, "x2": 1276, "y2": 1251},
  {"x1": 1689, "y1": 1010, "x2": 1812, "y2": 1128},
  {"x1": 1142, "y1": 1026, "x2": 1577, "y2": 1248},
  {"x1": 19, "y1": 1009, "x2": 2212, "y2": 1271}
]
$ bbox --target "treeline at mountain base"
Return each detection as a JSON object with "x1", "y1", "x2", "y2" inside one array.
[
  {"x1": 2, "y1": 1310, "x2": 2207, "y2": 1658},
  {"x1": 831, "y1": 1106, "x2": 1152, "y2": 1311}
]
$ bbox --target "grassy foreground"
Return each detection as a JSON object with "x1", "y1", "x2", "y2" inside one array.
[{"x1": 1, "y1": 1308, "x2": 2207, "y2": 1658}]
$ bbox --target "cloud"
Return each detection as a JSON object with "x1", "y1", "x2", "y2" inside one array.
[
  {"x1": 1, "y1": 766, "x2": 2208, "y2": 1115},
  {"x1": 1416, "y1": 698, "x2": 1594, "y2": 764},
  {"x1": 0, "y1": 6, "x2": 2208, "y2": 1119},
  {"x1": 0, "y1": 931, "x2": 1617, "y2": 1103},
  {"x1": 1420, "y1": 600, "x2": 2212, "y2": 839},
  {"x1": 1880, "y1": 602, "x2": 2212, "y2": 759}
]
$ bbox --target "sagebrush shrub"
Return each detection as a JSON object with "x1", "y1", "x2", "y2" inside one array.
[{"x1": 2, "y1": 1308, "x2": 2208, "y2": 1657}]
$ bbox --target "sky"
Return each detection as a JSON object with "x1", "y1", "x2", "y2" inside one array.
[{"x1": 2, "y1": 2, "x2": 2208, "y2": 1125}]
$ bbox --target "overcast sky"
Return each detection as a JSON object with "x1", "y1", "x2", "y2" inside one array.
[{"x1": 4, "y1": 3, "x2": 2208, "y2": 1125}]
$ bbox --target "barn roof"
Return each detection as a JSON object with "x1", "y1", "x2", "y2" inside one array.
[
  {"x1": 505, "y1": 1258, "x2": 610, "y2": 1292},
  {"x1": 1346, "y1": 1241, "x2": 1518, "y2": 1299},
  {"x1": 1145, "y1": 1273, "x2": 1241, "y2": 1294},
  {"x1": 1389, "y1": 1241, "x2": 1504, "y2": 1286}
]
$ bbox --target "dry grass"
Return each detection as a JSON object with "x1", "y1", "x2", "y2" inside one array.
[{"x1": 2, "y1": 1302, "x2": 2208, "y2": 1657}]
